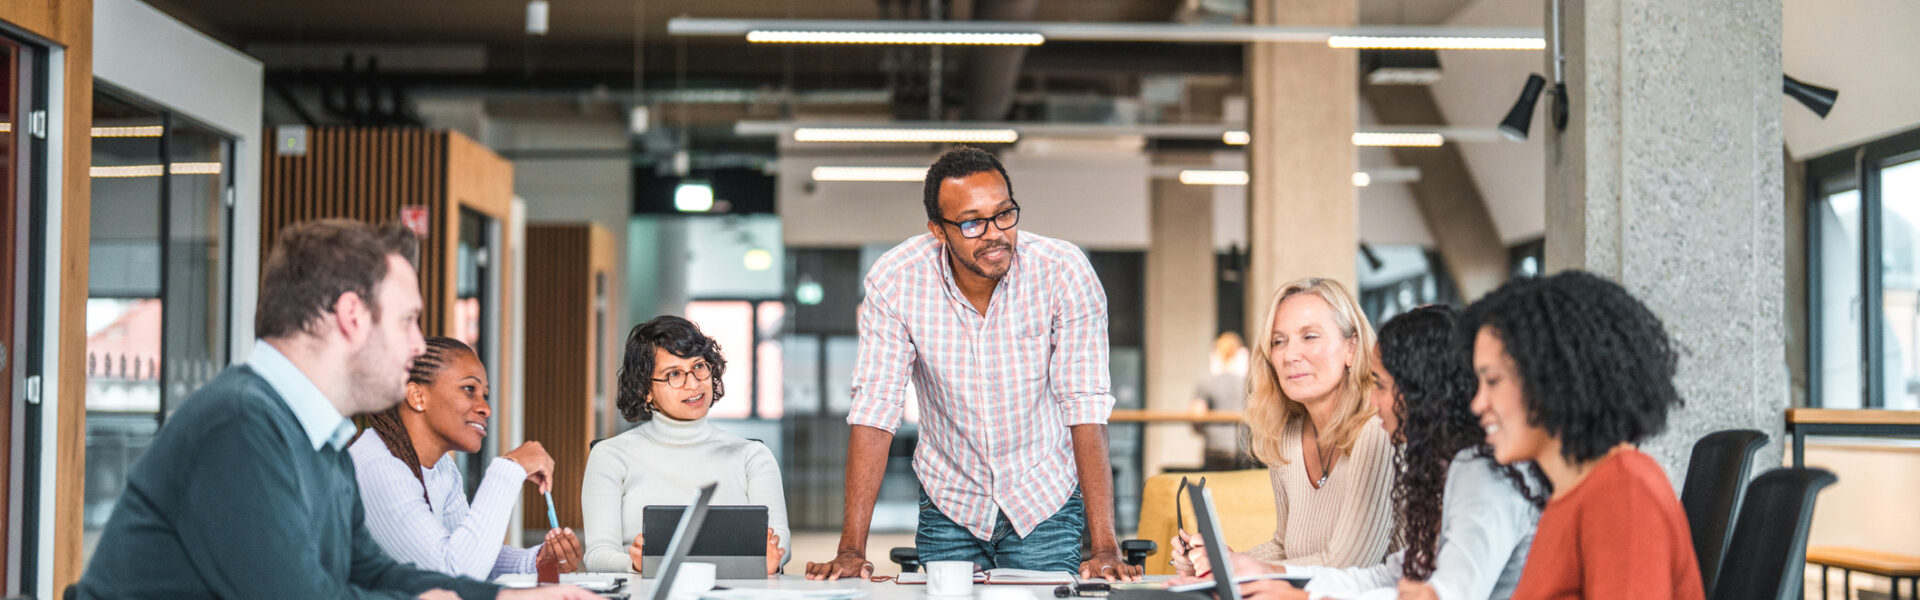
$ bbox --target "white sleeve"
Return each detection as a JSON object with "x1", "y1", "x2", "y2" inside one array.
[
  {"x1": 1422, "y1": 458, "x2": 1537, "y2": 600},
  {"x1": 355, "y1": 447, "x2": 527, "y2": 580},
  {"x1": 582, "y1": 441, "x2": 637, "y2": 572},
  {"x1": 1297, "y1": 550, "x2": 1404, "y2": 599},
  {"x1": 743, "y1": 443, "x2": 793, "y2": 568}
]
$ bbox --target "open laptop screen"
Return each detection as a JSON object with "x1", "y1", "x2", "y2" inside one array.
[{"x1": 649, "y1": 482, "x2": 718, "y2": 600}]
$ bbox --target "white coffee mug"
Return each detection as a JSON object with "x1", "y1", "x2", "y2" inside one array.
[
  {"x1": 668, "y1": 561, "x2": 717, "y2": 600},
  {"x1": 926, "y1": 560, "x2": 975, "y2": 597}
]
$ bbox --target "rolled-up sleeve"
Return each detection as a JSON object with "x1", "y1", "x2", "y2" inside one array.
[
  {"x1": 847, "y1": 274, "x2": 914, "y2": 433},
  {"x1": 1049, "y1": 248, "x2": 1114, "y2": 426}
]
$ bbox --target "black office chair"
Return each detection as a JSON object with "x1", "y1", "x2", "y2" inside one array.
[
  {"x1": 1708, "y1": 467, "x2": 1837, "y2": 600},
  {"x1": 1680, "y1": 429, "x2": 1769, "y2": 597}
]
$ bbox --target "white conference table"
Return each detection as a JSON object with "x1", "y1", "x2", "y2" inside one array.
[{"x1": 502, "y1": 572, "x2": 1174, "y2": 599}]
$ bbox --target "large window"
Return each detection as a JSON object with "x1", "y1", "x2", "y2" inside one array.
[
  {"x1": 1809, "y1": 129, "x2": 1920, "y2": 409},
  {"x1": 83, "y1": 89, "x2": 235, "y2": 560}
]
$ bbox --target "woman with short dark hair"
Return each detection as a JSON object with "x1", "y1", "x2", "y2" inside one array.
[
  {"x1": 1460, "y1": 271, "x2": 1703, "y2": 600},
  {"x1": 580, "y1": 316, "x2": 790, "y2": 574}
]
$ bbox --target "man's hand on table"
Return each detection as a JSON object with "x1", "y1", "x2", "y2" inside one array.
[
  {"x1": 803, "y1": 549, "x2": 874, "y2": 581},
  {"x1": 1078, "y1": 547, "x2": 1142, "y2": 582}
]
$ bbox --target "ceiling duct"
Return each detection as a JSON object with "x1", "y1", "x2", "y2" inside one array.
[{"x1": 962, "y1": 0, "x2": 1039, "y2": 121}]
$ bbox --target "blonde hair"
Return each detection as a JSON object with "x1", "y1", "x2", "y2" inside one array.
[{"x1": 1244, "y1": 277, "x2": 1377, "y2": 465}]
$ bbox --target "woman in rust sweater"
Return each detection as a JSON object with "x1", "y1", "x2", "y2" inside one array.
[{"x1": 1456, "y1": 271, "x2": 1704, "y2": 600}]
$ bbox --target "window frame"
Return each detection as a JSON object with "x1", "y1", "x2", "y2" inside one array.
[{"x1": 1807, "y1": 126, "x2": 1920, "y2": 409}]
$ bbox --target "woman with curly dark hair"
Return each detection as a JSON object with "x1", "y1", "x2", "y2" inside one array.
[
  {"x1": 579, "y1": 316, "x2": 790, "y2": 574},
  {"x1": 1203, "y1": 306, "x2": 1549, "y2": 600},
  {"x1": 1462, "y1": 271, "x2": 1703, "y2": 600}
]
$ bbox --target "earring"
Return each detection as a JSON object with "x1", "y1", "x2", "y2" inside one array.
[{"x1": 410, "y1": 403, "x2": 426, "y2": 412}]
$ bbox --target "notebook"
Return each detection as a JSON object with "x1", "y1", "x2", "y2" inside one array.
[{"x1": 891, "y1": 568, "x2": 1078, "y2": 585}]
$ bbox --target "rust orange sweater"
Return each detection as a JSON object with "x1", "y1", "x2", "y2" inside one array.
[{"x1": 1510, "y1": 447, "x2": 1705, "y2": 600}]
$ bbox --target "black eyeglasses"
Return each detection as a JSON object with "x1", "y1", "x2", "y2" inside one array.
[
  {"x1": 651, "y1": 361, "x2": 712, "y2": 388},
  {"x1": 937, "y1": 204, "x2": 1020, "y2": 239}
]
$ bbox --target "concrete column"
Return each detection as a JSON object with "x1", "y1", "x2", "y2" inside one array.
[
  {"x1": 1244, "y1": 0, "x2": 1358, "y2": 336},
  {"x1": 1545, "y1": 0, "x2": 1788, "y2": 483},
  {"x1": 1145, "y1": 177, "x2": 1216, "y2": 477}
]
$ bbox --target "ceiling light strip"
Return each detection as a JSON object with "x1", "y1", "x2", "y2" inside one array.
[
  {"x1": 92, "y1": 125, "x2": 164, "y2": 138},
  {"x1": 90, "y1": 162, "x2": 225, "y2": 178},
  {"x1": 1178, "y1": 170, "x2": 1250, "y2": 186},
  {"x1": 1328, "y1": 35, "x2": 1544, "y2": 50},
  {"x1": 792, "y1": 127, "x2": 1019, "y2": 143},
  {"x1": 672, "y1": 18, "x2": 1543, "y2": 47},
  {"x1": 811, "y1": 166, "x2": 929, "y2": 182},
  {"x1": 1351, "y1": 132, "x2": 1445, "y2": 147},
  {"x1": 747, "y1": 30, "x2": 1043, "y2": 45}
]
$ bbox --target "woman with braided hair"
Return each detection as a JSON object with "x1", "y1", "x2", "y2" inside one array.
[
  {"x1": 1180, "y1": 306, "x2": 1548, "y2": 600},
  {"x1": 350, "y1": 336, "x2": 584, "y2": 579}
]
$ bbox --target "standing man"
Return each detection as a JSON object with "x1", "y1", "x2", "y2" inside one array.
[
  {"x1": 805, "y1": 147, "x2": 1141, "y2": 582},
  {"x1": 75, "y1": 220, "x2": 590, "y2": 600}
]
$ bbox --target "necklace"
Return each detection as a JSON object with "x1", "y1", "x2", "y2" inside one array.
[{"x1": 1309, "y1": 421, "x2": 1336, "y2": 487}]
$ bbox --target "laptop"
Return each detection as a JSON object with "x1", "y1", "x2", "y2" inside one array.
[
  {"x1": 639, "y1": 505, "x2": 769, "y2": 578},
  {"x1": 648, "y1": 482, "x2": 718, "y2": 600},
  {"x1": 1112, "y1": 481, "x2": 1309, "y2": 599}
]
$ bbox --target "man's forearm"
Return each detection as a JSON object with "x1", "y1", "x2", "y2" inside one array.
[
  {"x1": 837, "y1": 425, "x2": 895, "y2": 554},
  {"x1": 1069, "y1": 423, "x2": 1120, "y2": 550}
]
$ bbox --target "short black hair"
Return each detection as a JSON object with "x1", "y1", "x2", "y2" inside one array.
[
  {"x1": 1457, "y1": 270, "x2": 1684, "y2": 465},
  {"x1": 922, "y1": 146, "x2": 1013, "y2": 222},
  {"x1": 615, "y1": 316, "x2": 728, "y2": 422}
]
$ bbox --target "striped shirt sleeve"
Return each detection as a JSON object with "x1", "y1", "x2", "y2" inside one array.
[
  {"x1": 355, "y1": 440, "x2": 532, "y2": 580},
  {"x1": 1048, "y1": 246, "x2": 1115, "y2": 426},
  {"x1": 847, "y1": 272, "x2": 915, "y2": 433}
]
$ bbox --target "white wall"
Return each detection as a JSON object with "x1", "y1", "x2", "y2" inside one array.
[
  {"x1": 1784, "y1": 0, "x2": 1920, "y2": 159},
  {"x1": 93, "y1": 0, "x2": 265, "y2": 358}
]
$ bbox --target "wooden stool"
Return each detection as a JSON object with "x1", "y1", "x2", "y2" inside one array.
[{"x1": 1806, "y1": 546, "x2": 1920, "y2": 600}]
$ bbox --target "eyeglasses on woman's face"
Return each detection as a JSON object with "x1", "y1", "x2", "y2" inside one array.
[{"x1": 651, "y1": 360, "x2": 712, "y2": 389}]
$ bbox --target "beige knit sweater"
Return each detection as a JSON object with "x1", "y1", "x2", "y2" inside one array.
[{"x1": 1244, "y1": 416, "x2": 1396, "y2": 569}]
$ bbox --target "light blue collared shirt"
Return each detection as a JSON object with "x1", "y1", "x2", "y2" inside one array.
[{"x1": 247, "y1": 339, "x2": 357, "y2": 451}]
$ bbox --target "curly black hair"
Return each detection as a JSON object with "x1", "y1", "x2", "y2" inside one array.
[
  {"x1": 1456, "y1": 270, "x2": 1684, "y2": 466},
  {"x1": 615, "y1": 316, "x2": 727, "y2": 422},
  {"x1": 922, "y1": 146, "x2": 1013, "y2": 222},
  {"x1": 1377, "y1": 306, "x2": 1547, "y2": 582}
]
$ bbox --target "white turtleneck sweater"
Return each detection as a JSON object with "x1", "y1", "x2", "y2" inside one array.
[{"x1": 579, "y1": 414, "x2": 792, "y2": 573}]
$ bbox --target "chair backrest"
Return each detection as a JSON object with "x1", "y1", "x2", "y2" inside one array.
[
  {"x1": 1133, "y1": 468, "x2": 1275, "y2": 575},
  {"x1": 1679, "y1": 429, "x2": 1768, "y2": 596},
  {"x1": 1709, "y1": 467, "x2": 1837, "y2": 600}
]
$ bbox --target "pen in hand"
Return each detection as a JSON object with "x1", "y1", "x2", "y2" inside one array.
[{"x1": 545, "y1": 491, "x2": 561, "y2": 531}]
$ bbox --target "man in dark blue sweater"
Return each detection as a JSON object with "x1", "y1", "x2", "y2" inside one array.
[{"x1": 74, "y1": 220, "x2": 591, "y2": 600}]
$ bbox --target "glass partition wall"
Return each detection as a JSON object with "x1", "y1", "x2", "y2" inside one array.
[{"x1": 82, "y1": 89, "x2": 234, "y2": 561}]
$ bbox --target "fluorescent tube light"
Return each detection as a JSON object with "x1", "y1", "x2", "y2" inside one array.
[
  {"x1": 811, "y1": 166, "x2": 929, "y2": 182},
  {"x1": 1351, "y1": 132, "x2": 1445, "y2": 147},
  {"x1": 1178, "y1": 170, "x2": 1250, "y2": 186},
  {"x1": 92, "y1": 126, "x2": 164, "y2": 138},
  {"x1": 1222, "y1": 130, "x2": 1250, "y2": 145},
  {"x1": 1329, "y1": 35, "x2": 1544, "y2": 50},
  {"x1": 747, "y1": 30, "x2": 1043, "y2": 45},
  {"x1": 792, "y1": 128, "x2": 1019, "y2": 144}
]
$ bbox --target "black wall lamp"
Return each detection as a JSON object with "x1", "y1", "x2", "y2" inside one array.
[
  {"x1": 1784, "y1": 74, "x2": 1839, "y2": 118},
  {"x1": 1498, "y1": 0, "x2": 1567, "y2": 141}
]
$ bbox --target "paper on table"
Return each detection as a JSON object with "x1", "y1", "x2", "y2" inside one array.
[
  {"x1": 1164, "y1": 572, "x2": 1309, "y2": 593},
  {"x1": 495, "y1": 572, "x2": 628, "y2": 592}
]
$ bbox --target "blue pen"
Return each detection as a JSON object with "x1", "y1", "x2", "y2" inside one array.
[{"x1": 544, "y1": 491, "x2": 561, "y2": 531}]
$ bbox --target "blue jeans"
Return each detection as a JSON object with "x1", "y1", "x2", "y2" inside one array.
[{"x1": 914, "y1": 487, "x2": 1085, "y2": 571}]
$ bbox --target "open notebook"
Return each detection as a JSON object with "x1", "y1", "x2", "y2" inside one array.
[{"x1": 891, "y1": 568, "x2": 1077, "y2": 585}]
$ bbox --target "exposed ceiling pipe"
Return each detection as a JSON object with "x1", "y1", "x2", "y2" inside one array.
[{"x1": 961, "y1": 0, "x2": 1039, "y2": 121}]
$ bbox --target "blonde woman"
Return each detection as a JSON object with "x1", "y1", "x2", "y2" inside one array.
[{"x1": 1174, "y1": 277, "x2": 1396, "y2": 573}]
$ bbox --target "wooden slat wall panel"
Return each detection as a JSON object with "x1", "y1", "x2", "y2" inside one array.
[
  {"x1": 261, "y1": 128, "x2": 455, "y2": 336},
  {"x1": 2, "y1": 0, "x2": 97, "y2": 589},
  {"x1": 522, "y1": 224, "x2": 609, "y2": 532}
]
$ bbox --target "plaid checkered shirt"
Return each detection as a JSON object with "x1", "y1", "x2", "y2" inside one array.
[{"x1": 847, "y1": 231, "x2": 1115, "y2": 540}]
